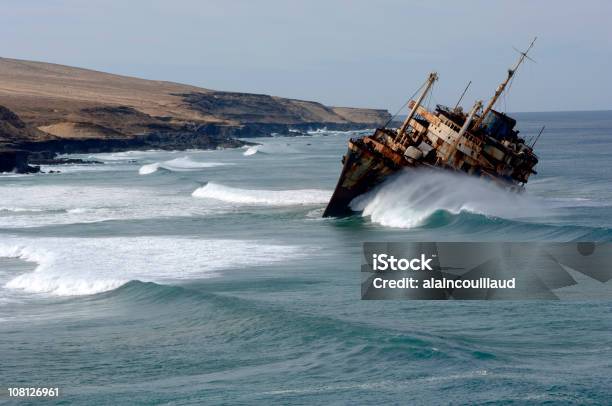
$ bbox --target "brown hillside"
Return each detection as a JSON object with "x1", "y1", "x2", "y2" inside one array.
[{"x1": 0, "y1": 57, "x2": 390, "y2": 139}]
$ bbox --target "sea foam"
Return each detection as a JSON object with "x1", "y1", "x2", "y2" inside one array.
[
  {"x1": 241, "y1": 143, "x2": 300, "y2": 155},
  {"x1": 0, "y1": 184, "x2": 221, "y2": 228},
  {"x1": 350, "y1": 169, "x2": 545, "y2": 229},
  {"x1": 0, "y1": 237, "x2": 304, "y2": 296},
  {"x1": 243, "y1": 146, "x2": 261, "y2": 156}
]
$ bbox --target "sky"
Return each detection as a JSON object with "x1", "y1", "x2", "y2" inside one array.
[{"x1": 1, "y1": 0, "x2": 611, "y2": 113}]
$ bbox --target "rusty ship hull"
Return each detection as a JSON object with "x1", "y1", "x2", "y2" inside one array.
[{"x1": 323, "y1": 130, "x2": 416, "y2": 217}]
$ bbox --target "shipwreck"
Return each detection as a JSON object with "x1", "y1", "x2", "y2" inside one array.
[{"x1": 323, "y1": 39, "x2": 541, "y2": 218}]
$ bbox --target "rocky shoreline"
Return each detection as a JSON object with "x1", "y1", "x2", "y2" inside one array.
[
  {"x1": 1, "y1": 129, "x2": 244, "y2": 174},
  {"x1": 0, "y1": 115, "x2": 380, "y2": 173}
]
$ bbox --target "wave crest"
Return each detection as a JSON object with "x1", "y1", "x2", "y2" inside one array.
[
  {"x1": 242, "y1": 143, "x2": 300, "y2": 155},
  {"x1": 243, "y1": 145, "x2": 261, "y2": 156},
  {"x1": 350, "y1": 169, "x2": 545, "y2": 229},
  {"x1": 192, "y1": 182, "x2": 331, "y2": 206},
  {"x1": 1, "y1": 238, "x2": 305, "y2": 296},
  {"x1": 139, "y1": 156, "x2": 229, "y2": 175}
]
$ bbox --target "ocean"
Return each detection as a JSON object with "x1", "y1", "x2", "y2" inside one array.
[{"x1": 1, "y1": 111, "x2": 611, "y2": 404}]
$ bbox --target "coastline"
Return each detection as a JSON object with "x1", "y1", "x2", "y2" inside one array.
[
  {"x1": 0, "y1": 120, "x2": 383, "y2": 173},
  {"x1": 0, "y1": 57, "x2": 390, "y2": 173}
]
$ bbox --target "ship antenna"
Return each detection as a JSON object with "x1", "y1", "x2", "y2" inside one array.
[
  {"x1": 454, "y1": 80, "x2": 472, "y2": 110},
  {"x1": 473, "y1": 37, "x2": 537, "y2": 129},
  {"x1": 531, "y1": 125, "x2": 545, "y2": 148}
]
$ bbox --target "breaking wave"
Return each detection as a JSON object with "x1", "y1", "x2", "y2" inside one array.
[
  {"x1": 243, "y1": 145, "x2": 262, "y2": 156},
  {"x1": 192, "y1": 182, "x2": 331, "y2": 206},
  {"x1": 139, "y1": 157, "x2": 229, "y2": 175},
  {"x1": 0, "y1": 237, "x2": 304, "y2": 296},
  {"x1": 241, "y1": 143, "x2": 300, "y2": 155},
  {"x1": 0, "y1": 207, "x2": 45, "y2": 213},
  {"x1": 350, "y1": 169, "x2": 547, "y2": 229}
]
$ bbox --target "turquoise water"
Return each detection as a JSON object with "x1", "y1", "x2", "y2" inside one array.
[{"x1": 1, "y1": 111, "x2": 612, "y2": 404}]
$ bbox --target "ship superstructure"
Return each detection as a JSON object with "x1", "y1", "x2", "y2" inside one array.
[{"x1": 323, "y1": 39, "x2": 540, "y2": 218}]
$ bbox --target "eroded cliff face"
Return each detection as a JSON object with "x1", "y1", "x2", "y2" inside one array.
[
  {"x1": 0, "y1": 103, "x2": 247, "y2": 172},
  {"x1": 0, "y1": 105, "x2": 50, "y2": 143},
  {"x1": 178, "y1": 91, "x2": 389, "y2": 127},
  {"x1": 0, "y1": 106, "x2": 43, "y2": 172}
]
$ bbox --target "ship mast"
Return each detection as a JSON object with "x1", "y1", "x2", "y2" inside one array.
[
  {"x1": 473, "y1": 37, "x2": 537, "y2": 129},
  {"x1": 396, "y1": 72, "x2": 438, "y2": 141}
]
